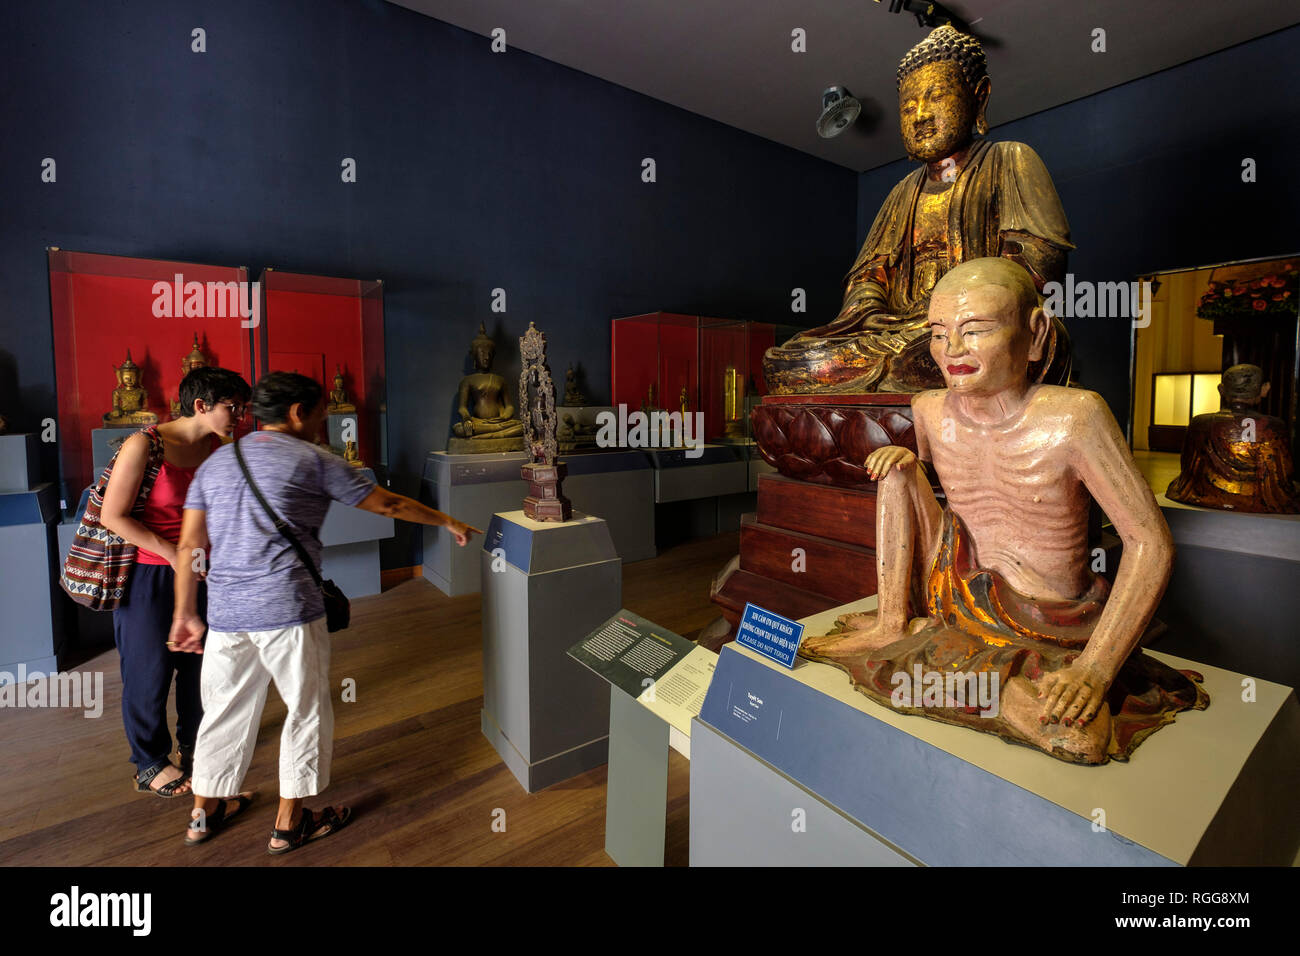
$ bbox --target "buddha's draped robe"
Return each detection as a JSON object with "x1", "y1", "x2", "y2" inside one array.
[
  {"x1": 764, "y1": 140, "x2": 1076, "y2": 393},
  {"x1": 1166, "y1": 411, "x2": 1300, "y2": 514}
]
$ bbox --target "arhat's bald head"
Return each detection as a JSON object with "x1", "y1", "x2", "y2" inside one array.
[{"x1": 932, "y1": 258, "x2": 1038, "y2": 322}]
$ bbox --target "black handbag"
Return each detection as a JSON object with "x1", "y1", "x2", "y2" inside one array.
[{"x1": 234, "y1": 438, "x2": 351, "y2": 633}]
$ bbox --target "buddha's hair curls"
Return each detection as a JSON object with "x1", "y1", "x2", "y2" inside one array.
[{"x1": 897, "y1": 24, "x2": 988, "y2": 92}]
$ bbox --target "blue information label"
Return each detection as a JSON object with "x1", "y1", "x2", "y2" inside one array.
[{"x1": 734, "y1": 602, "x2": 805, "y2": 669}]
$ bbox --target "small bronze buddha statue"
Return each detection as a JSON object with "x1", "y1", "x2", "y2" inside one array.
[
  {"x1": 563, "y1": 364, "x2": 587, "y2": 406},
  {"x1": 170, "y1": 333, "x2": 209, "y2": 418},
  {"x1": 763, "y1": 25, "x2": 1074, "y2": 394},
  {"x1": 327, "y1": 364, "x2": 357, "y2": 414},
  {"x1": 448, "y1": 324, "x2": 524, "y2": 453},
  {"x1": 343, "y1": 439, "x2": 364, "y2": 468},
  {"x1": 1166, "y1": 364, "x2": 1300, "y2": 513},
  {"x1": 104, "y1": 350, "x2": 159, "y2": 427}
]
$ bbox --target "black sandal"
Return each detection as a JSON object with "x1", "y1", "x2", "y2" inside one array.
[
  {"x1": 185, "y1": 793, "x2": 254, "y2": 847},
  {"x1": 267, "y1": 806, "x2": 353, "y2": 856},
  {"x1": 134, "y1": 762, "x2": 191, "y2": 799}
]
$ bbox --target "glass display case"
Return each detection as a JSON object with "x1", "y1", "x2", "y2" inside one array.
[
  {"x1": 1133, "y1": 254, "x2": 1298, "y2": 458},
  {"x1": 257, "y1": 269, "x2": 387, "y2": 472},
  {"x1": 47, "y1": 248, "x2": 255, "y2": 503},
  {"x1": 611, "y1": 313, "x2": 786, "y2": 443}
]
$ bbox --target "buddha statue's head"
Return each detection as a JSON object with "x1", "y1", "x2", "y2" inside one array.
[
  {"x1": 928, "y1": 258, "x2": 1048, "y2": 395},
  {"x1": 118, "y1": 351, "x2": 141, "y2": 390},
  {"x1": 182, "y1": 334, "x2": 207, "y2": 375},
  {"x1": 470, "y1": 323, "x2": 496, "y2": 372},
  {"x1": 897, "y1": 24, "x2": 990, "y2": 164},
  {"x1": 1220, "y1": 364, "x2": 1269, "y2": 408},
  {"x1": 334, "y1": 365, "x2": 345, "y2": 389}
]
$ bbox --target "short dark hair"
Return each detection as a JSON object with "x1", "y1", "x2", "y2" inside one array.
[
  {"x1": 251, "y1": 371, "x2": 323, "y2": 425},
  {"x1": 177, "y1": 367, "x2": 252, "y2": 417}
]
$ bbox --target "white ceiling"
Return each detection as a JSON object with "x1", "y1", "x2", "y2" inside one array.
[{"x1": 388, "y1": 0, "x2": 1300, "y2": 171}]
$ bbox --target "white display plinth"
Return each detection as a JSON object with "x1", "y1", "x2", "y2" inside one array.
[{"x1": 691, "y1": 596, "x2": 1300, "y2": 866}]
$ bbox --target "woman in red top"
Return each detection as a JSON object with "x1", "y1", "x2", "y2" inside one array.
[{"x1": 100, "y1": 367, "x2": 251, "y2": 797}]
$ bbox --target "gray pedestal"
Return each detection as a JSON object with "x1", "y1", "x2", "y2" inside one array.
[
  {"x1": 0, "y1": 483, "x2": 63, "y2": 674},
  {"x1": 691, "y1": 601, "x2": 1300, "y2": 866},
  {"x1": 1149, "y1": 495, "x2": 1300, "y2": 689},
  {"x1": 646, "y1": 444, "x2": 747, "y2": 503},
  {"x1": 422, "y1": 450, "x2": 653, "y2": 596},
  {"x1": 319, "y1": 477, "x2": 392, "y2": 598},
  {"x1": 0, "y1": 433, "x2": 39, "y2": 493},
  {"x1": 604, "y1": 685, "x2": 673, "y2": 866},
  {"x1": 326, "y1": 412, "x2": 358, "y2": 454},
  {"x1": 91, "y1": 426, "x2": 139, "y2": 474},
  {"x1": 479, "y1": 510, "x2": 621, "y2": 792}
]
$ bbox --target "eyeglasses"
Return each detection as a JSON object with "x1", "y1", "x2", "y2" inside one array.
[{"x1": 217, "y1": 401, "x2": 247, "y2": 418}]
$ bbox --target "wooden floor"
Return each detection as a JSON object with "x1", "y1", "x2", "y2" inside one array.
[{"x1": 0, "y1": 533, "x2": 739, "y2": 866}]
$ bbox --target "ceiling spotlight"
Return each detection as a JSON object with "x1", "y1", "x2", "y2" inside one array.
[
  {"x1": 876, "y1": 0, "x2": 969, "y2": 31},
  {"x1": 816, "y1": 86, "x2": 862, "y2": 139}
]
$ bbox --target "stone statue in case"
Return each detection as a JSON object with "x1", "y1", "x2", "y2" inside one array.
[
  {"x1": 1165, "y1": 364, "x2": 1300, "y2": 513},
  {"x1": 103, "y1": 350, "x2": 158, "y2": 427},
  {"x1": 327, "y1": 364, "x2": 357, "y2": 414},
  {"x1": 170, "y1": 333, "x2": 208, "y2": 419},
  {"x1": 449, "y1": 323, "x2": 524, "y2": 453}
]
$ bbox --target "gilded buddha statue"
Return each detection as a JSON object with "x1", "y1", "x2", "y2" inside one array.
[
  {"x1": 449, "y1": 324, "x2": 524, "y2": 453},
  {"x1": 327, "y1": 364, "x2": 357, "y2": 414},
  {"x1": 799, "y1": 260, "x2": 1206, "y2": 764},
  {"x1": 764, "y1": 25, "x2": 1074, "y2": 394},
  {"x1": 1166, "y1": 364, "x2": 1300, "y2": 513},
  {"x1": 563, "y1": 364, "x2": 587, "y2": 406},
  {"x1": 170, "y1": 334, "x2": 208, "y2": 419},
  {"x1": 104, "y1": 350, "x2": 159, "y2": 427}
]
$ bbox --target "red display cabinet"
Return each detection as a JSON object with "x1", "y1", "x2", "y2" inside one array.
[
  {"x1": 257, "y1": 269, "x2": 386, "y2": 470},
  {"x1": 47, "y1": 248, "x2": 255, "y2": 498},
  {"x1": 611, "y1": 313, "x2": 779, "y2": 442}
]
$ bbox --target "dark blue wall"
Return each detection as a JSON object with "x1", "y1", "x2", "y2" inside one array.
[
  {"x1": 858, "y1": 24, "x2": 1300, "y2": 426},
  {"x1": 0, "y1": 0, "x2": 856, "y2": 566}
]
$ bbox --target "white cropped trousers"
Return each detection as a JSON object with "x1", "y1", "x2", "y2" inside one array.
[{"x1": 190, "y1": 616, "x2": 333, "y2": 800}]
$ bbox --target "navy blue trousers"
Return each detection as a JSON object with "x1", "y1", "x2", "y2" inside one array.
[{"x1": 112, "y1": 563, "x2": 206, "y2": 775}]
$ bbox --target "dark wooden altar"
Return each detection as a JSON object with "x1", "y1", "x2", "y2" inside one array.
[{"x1": 702, "y1": 393, "x2": 927, "y2": 649}]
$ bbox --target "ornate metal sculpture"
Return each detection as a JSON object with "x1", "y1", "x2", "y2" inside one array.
[{"x1": 518, "y1": 322, "x2": 571, "y2": 521}]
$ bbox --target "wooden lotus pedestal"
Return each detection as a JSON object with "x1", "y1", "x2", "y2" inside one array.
[
  {"x1": 522, "y1": 462, "x2": 572, "y2": 522},
  {"x1": 704, "y1": 394, "x2": 923, "y2": 650}
]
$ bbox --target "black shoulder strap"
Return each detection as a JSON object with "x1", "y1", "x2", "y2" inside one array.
[{"x1": 233, "y1": 437, "x2": 324, "y2": 589}]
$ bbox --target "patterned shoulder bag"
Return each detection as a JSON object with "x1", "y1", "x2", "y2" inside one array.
[{"x1": 60, "y1": 425, "x2": 167, "y2": 610}]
